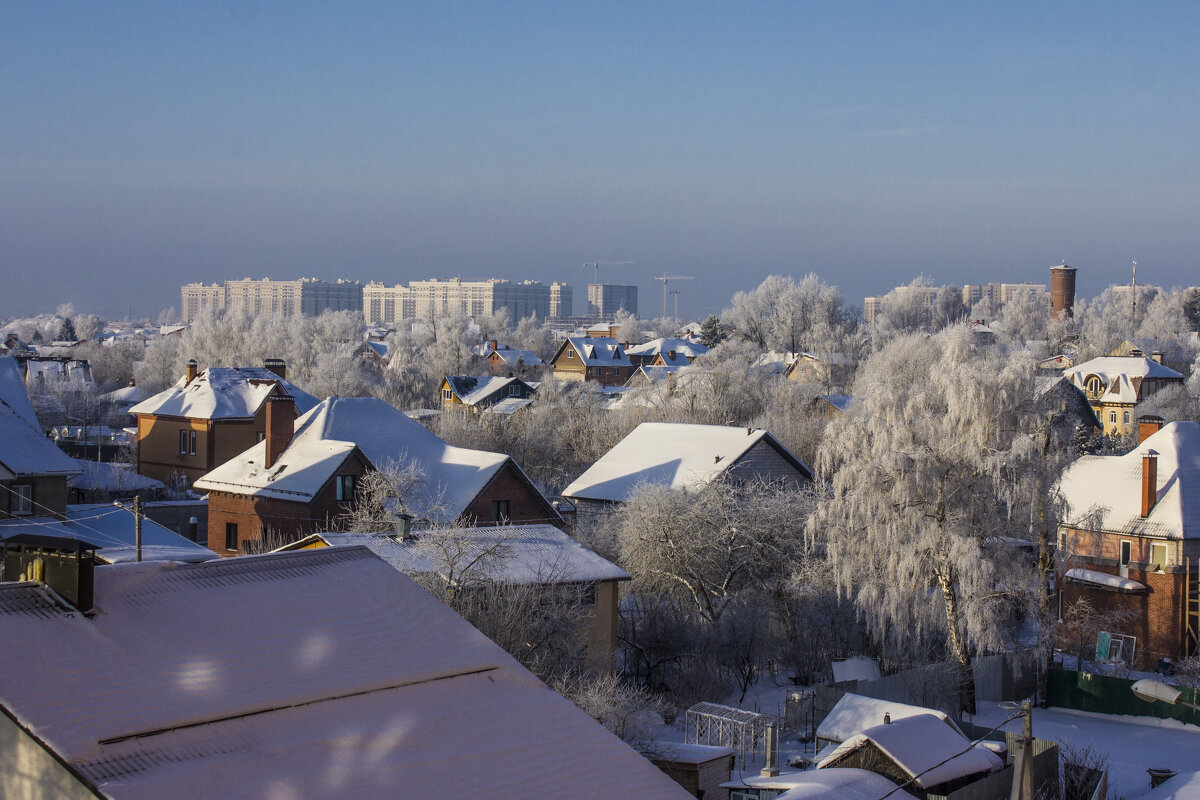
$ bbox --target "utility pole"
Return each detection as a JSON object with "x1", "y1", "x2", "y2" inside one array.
[
  {"x1": 133, "y1": 494, "x2": 142, "y2": 563},
  {"x1": 1009, "y1": 700, "x2": 1034, "y2": 800}
]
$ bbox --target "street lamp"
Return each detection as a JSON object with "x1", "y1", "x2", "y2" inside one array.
[{"x1": 1131, "y1": 679, "x2": 1200, "y2": 712}]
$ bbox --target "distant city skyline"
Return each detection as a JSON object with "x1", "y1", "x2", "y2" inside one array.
[{"x1": 3, "y1": 2, "x2": 1198, "y2": 321}]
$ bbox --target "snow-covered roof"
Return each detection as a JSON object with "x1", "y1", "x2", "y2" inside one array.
[
  {"x1": 654, "y1": 742, "x2": 735, "y2": 764},
  {"x1": 294, "y1": 525, "x2": 629, "y2": 585},
  {"x1": 729, "y1": 767, "x2": 916, "y2": 800},
  {"x1": 562, "y1": 423, "x2": 813, "y2": 503},
  {"x1": 129, "y1": 366, "x2": 319, "y2": 420},
  {"x1": 488, "y1": 346, "x2": 544, "y2": 366},
  {"x1": 0, "y1": 359, "x2": 80, "y2": 480},
  {"x1": 1060, "y1": 421, "x2": 1200, "y2": 539},
  {"x1": 561, "y1": 337, "x2": 633, "y2": 367},
  {"x1": 831, "y1": 656, "x2": 881, "y2": 683},
  {"x1": 444, "y1": 375, "x2": 532, "y2": 406},
  {"x1": 0, "y1": 505, "x2": 216, "y2": 563},
  {"x1": 1144, "y1": 768, "x2": 1200, "y2": 799},
  {"x1": 1064, "y1": 356, "x2": 1183, "y2": 387},
  {"x1": 99, "y1": 382, "x2": 145, "y2": 407},
  {"x1": 816, "y1": 693, "x2": 963, "y2": 743},
  {"x1": 194, "y1": 397, "x2": 518, "y2": 522},
  {"x1": 1065, "y1": 567, "x2": 1147, "y2": 592},
  {"x1": 67, "y1": 459, "x2": 166, "y2": 493},
  {"x1": 629, "y1": 365, "x2": 682, "y2": 385},
  {"x1": 818, "y1": 713, "x2": 1002, "y2": 789},
  {"x1": 484, "y1": 396, "x2": 535, "y2": 415},
  {"x1": 0, "y1": 548, "x2": 690, "y2": 798},
  {"x1": 626, "y1": 337, "x2": 709, "y2": 359},
  {"x1": 820, "y1": 394, "x2": 860, "y2": 414}
]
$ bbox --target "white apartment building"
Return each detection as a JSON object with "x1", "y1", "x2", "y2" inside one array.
[
  {"x1": 180, "y1": 283, "x2": 226, "y2": 323},
  {"x1": 181, "y1": 278, "x2": 363, "y2": 322}
]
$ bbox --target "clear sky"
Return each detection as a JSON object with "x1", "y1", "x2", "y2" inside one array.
[{"x1": 2, "y1": 1, "x2": 1198, "y2": 321}]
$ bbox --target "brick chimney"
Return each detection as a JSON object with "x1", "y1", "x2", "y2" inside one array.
[
  {"x1": 263, "y1": 358, "x2": 287, "y2": 380},
  {"x1": 1152, "y1": 350, "x2": 1164, "y2": 364},
  {"x1": 1138, "y1": 415, "x2": 1166, "y2": 445},
  {"x1": 1141, "y1": 450, "x2": 1159, "y2": 518},
  {"x1": 185, "y1": 359, "x2": 198, "y2": 384},
  {"x1": 489, "y1": 340, "x2": 498, "y2": 351},
  {"x1": 264, "y1": 393, "x2": 296, "y2": 469}
]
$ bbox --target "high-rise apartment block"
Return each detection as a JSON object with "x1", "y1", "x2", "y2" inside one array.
[
  {"x1": 550, "y1": 282, "x2": 573, "y2": 319},
  {"x1": 362, "y1": 279, "x2": 567, "y2": 326},
  {"x1": 181, "y1": 278, "x2": 363, "y2": 323},
  {"x1": 961, "y1": 282, "x2": 1047, "y2": 309},
  {"x1": 862, "y1": 285, "x2": 939, "y2": 326},
  {"x1": 587, "y1": 284, "x2": 638, "y2": 318}
]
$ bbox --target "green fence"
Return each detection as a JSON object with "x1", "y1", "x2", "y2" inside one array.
[{"x1": 1046, "y1": 668, "x2": 1200, "y2": 727}]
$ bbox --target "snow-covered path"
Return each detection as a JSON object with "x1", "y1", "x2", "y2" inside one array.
[{"x1": 969, "y1": 702, "x2": 1200, "y2": 799}]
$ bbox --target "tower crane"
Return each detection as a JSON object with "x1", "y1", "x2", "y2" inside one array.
[
  {"x1": 668, "y1": 288, "x2": 693, "y2": 320},
  {"x1": 654, "y1": 275, "x2": 695, "y2": 317},
  {"x1": 583, "y1": 261, "x2": 633, "y2": 284}
]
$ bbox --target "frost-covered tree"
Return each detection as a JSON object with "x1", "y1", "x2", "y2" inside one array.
[
  {"x1": 613, "y1": 309, "x2": 643, "y2": 344},
  {"x1": 72, "y1": 314, "x2": 103, "y2": 342},
  {"x1": 996, "y1": 290, "x2": 1053, "y2": 346},
  {"x1": 810, "y1": 325, "x2": 1052, "y2": 712},
  {"x1": 932, "y1": 285, "x2": 967, "y2": 329},
  {"x1": 725, "y1": 274, "x2": 845, "y2": 354},
  {"x1": 57, "y1": 316, "x2": 77, "y2": 342},
  {"x1": 698, "y1": 314, "x2": 726, "y2": 348},
  {"x1": 511, "y1": 315, "x2": 556, "y2": 361}
]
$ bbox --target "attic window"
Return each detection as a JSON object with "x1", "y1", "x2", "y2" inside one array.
[
  {"x1": 589, "y1": 350, "x2": 597, "y2": 360},
  {"x1": 566, "y1": 350, "x2": 574, "y2": 359},
  {"x1": 12, "y1": 484, "x2": 32, "y2": 516},
  {"x1": 614, "y1": 347, "x2": 622, "y2": 359},
  {"x1": 1085, "y1": 376, "x2": 1102, "y2": 395}
]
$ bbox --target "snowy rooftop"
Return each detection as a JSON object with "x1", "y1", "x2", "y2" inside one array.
[
  {"x1": 484, "y1": 396, "x2": 535, "y2": 415},
  {"x1": 194, "y1": 397, "x2": 521, "y2": 522},
  {"x1": 444, "y1": 375, "x2": 531, "y2": 406},
  {"x1": 819, "y1": 394, "x2": 860, "y2": 414},
  {"x1": 562, "y1": 423, "x2": 813, "y2": 503},
  {"x1": 293, "y1": 526, "x2": 629, "y2": 585},
  {"x1": 818, "y1": 713, "x2": 1002, "y2": 789},
  {"x1": 740, "y1": 768, "x2": 917, "y2": 800},
  {"x1": 0, "y1": 358, "x2": 80, "y2": 480},
  {"x1": 1065, "y1": 567, "x2": 1146, "y2": 592},
  {"x1": 0, "y1": 548, "x2": 689, "y2": 799},
  {"x1": 561, "y1": 337, "x2": 633, "y2": 367},
  {"x1": 129, "y1": 366, "x2": 319, "y2": 420},
  {"x1": 0, "y1": 505, "x2": 216, "y2": 564},
  {"x1": 816, "y1": 693, "x2": 963, "y2": 743},
  {"x1": 1064, "y1": 356, "x2": 1183, "y2": 385},
  {"x1": 1059, "y1": 421, "x2": 1200, "y2": 539},
  {"x1": 626, "y1": 337, "x2": 709, "y2": 359},
  {"x1": 67, "y1": 459, "x2": 166, "y2": 493},
  {"x1": 99, "y1": 383, "x2": 145, "y2": 407},
  {"x1": 488, "y1": 346, "x2": 544, "y2": 366},
  {"x1": 630, "y1": 365, "x2": 683, "y2": 385}
]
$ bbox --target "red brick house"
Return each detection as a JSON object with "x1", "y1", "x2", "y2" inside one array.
[
  {"x1": 194, "y1": 396, "x2": 561, "y2": 554},
  {"x1": 1057, "y1": 417, "x2": 1200, "y2": 669}
]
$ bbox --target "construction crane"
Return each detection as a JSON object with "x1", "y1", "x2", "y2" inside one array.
[
  {"x1": 654, "y1": 275, "x2": 695, "y2": 317},
  {"x1": 668, "y1": 288, "x2": 693, "y2": 320},
  {"x1": 583, "y1": 261, "x2": 633, "y2": 284}
]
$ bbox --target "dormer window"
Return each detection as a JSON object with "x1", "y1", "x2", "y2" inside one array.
[{"x1": 1085, "y1": 376, "x2": 1102, "y2": 395}]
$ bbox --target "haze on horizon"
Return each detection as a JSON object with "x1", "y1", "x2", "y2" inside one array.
[{"x1": 2, "y1": 1, "x2": 1198, "y2": 321}]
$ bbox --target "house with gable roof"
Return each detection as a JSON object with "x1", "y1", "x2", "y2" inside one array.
[
  {"x1": 625, "y1": 337, "x2": 709, "y2": 367},
  {"x1": 479, "y1": 340, "x2": 545, "y2": 374},
  {"x1": 562, "y1": 422, "x2": 814, "y2": 525},
  {"x1": 129, "y1": 359, "x2": 319, "y2": 490},
  {"x1": 439, "y1": 375, "x2": 537, "y2": 412},
  {"x1": 0, "y1": 543, "x2": 692, "y2": 799},
  {"x1": 195, "y1": 396, "x2": 562, "y2": 554},
  {"x1": 0, "y1": 359, "x2": 80, "y2": 520},
  {"x1": 275, "y1": 524, "x2": 629, "y2": 668},
  {"x1": 1063, "y1": 354, "x2": 1183, "y2": 437},
  {"x1": 550, "y1": 336, "x2": 633, "y2": 386},
  {"x1": 1057, "y1": 418, "x2": 1200, "y2": 669}
]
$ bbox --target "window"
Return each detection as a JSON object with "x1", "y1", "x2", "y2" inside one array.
[
  {"x1": 179, "y1": 430, "x2": 188, "y2": 454},
  {"x1": 1150, "y1": 543, "x2": 1168, "y2": 571},
  {"x1": 491, "y1": 499, "x2": 510, "y2": 522},
  {"x1": 566, "y1": 350, "x2": 574, "y2": 359},
  {"x1": 1120, "y1": 540, "x2": 1131, "y2": 566},
  {"x1": 336, "y1": 474, "x2": 356, "y2": 502},
  {"x1": 1109, "y1": 411, "x2": 1117, "y2": 424},
  {"x1": 189, "y1": 430, "x2": 197, "y2": 455},
  {"x1": 1086, "y1": 376, "x2": 1102, "y2": 395},
  {"x1": 12, "y1": 484, "x2": 33, "y2": 516},
  {"x1": 508, "y1": 385, "x2": 520, "y2": 396},
  {"x1": 225, "y1": 522, "x2": 239, "y2": 551},
  {"x1": 256, "y1": 431, "x2": 266, "y2": 443},
  {"x1": 443, "y1": 389, "x2": 453, "y2": 400},
  {"x1": 1123, "y1": 411, "x2": 1131, "y2": 425}
]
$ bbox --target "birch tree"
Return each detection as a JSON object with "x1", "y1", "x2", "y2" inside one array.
[{"x1": 810, "y1": 325, "x2": 1050, "y2": 712}]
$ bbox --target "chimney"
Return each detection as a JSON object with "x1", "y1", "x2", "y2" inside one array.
[
  {"x1": 1152, "y1": 350, "x2": 1164, "y2": 364},
  {"x1": 1138, "y1": 415, "x2": 1165, "y2": 445},
  {"x1": 760, "y1": 723, "x2": 779, "y2": 778},
  {"x1": 2, "y1": 535, "x2": 97, "y2": 613},
  {"x1": 128, "y1": 378, "x2": 136, "y2": 387},
  {"x1": 264, "y1": 393, "x2": 296, "y2": 469},
  {"x1": 185, "y1": 359, "x2": 198, "y2": 384},
  {"x1": 391, "y1": 511, "x2": 414, "y2": 541},
  {"x1": 668, "y1": 349, "x2": 676, "y2": 360},
  {"x1": 489, "y1": 340, "x2": 498, "y2": 351},
  {"x1": 263, "y1": 358, "x2": 287, "y2": 380},
  {"x1": 1142, "y1": 450, "x2": 1159, "y2": 518}
]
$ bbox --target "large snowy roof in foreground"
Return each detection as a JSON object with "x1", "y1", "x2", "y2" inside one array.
[
  {"x1": 0, "y1": 505, "x2": 216, "y2": 564},
  {"x1": 562, "y1": 422, "x2": 813, "y2": 502},
  {"x1": 1060, "y1": 421, "x2": 1200, "y2": 539},
  {"x1": 0, "y1": 358, "x2": 80, "y2": 479},
  {"x1": 818, "y1": 713, "x2": 1001, "y2": 789},
  {"x1": 195, "y1": 397, "x2": 517, "y2": 522},
  {"x1": 129, "y1": 366, "x2": 319, "y2": 420},
  {"x1": 0, "y1": 548, "x2": 690, "y2": 799},
  {"x1": 296, "y1": 525, "x2": 629, "y2": 585}
]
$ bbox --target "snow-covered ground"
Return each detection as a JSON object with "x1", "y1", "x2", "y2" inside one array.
[{"x1": 968, "y1": 701, "x2": 1200, "y2": 800}]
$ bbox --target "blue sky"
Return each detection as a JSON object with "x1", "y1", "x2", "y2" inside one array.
[{"x1": 2, "y1": 2, "x2": 1198, "y2": 320}]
